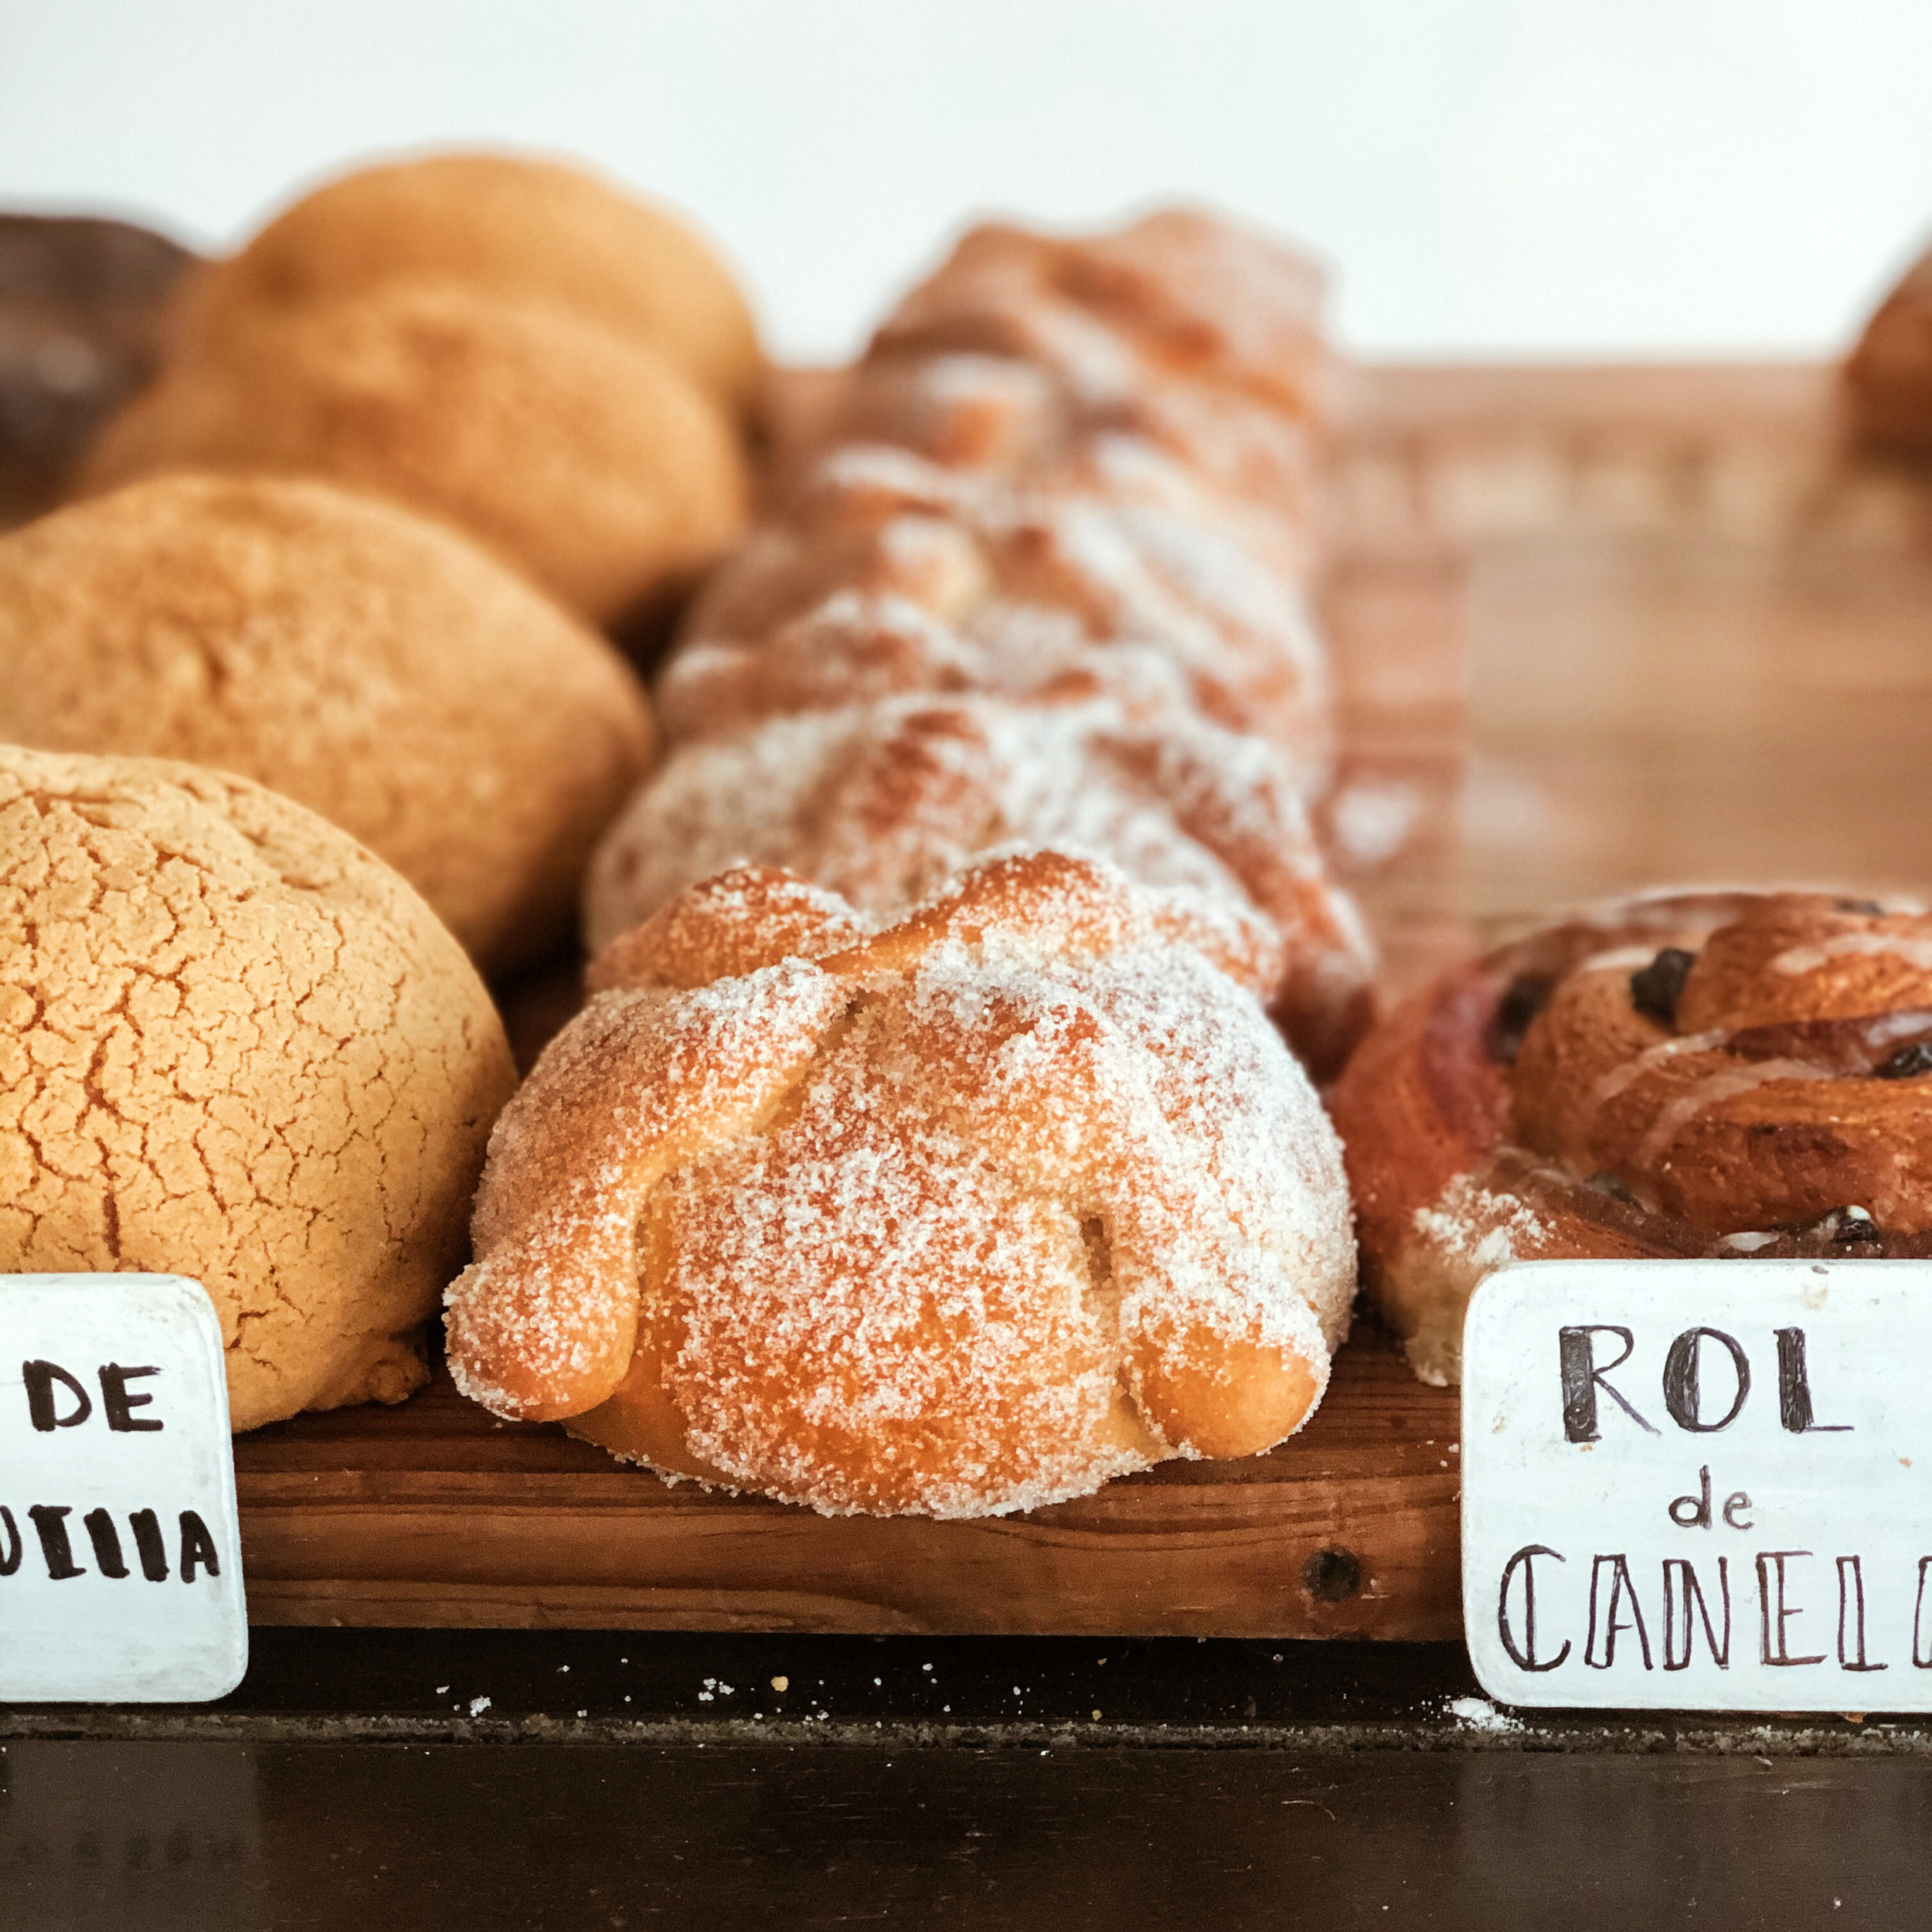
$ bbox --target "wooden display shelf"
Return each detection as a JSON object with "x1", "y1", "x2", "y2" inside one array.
[
  {"x1": 231, "y1": 360, "x2": 1932, "y2": 1636},
  {"x1": 234, "y1": 1329, "x2": 1461, "y2": 1637}
]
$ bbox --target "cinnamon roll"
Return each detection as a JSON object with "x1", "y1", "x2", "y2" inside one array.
[{"x1": 1326, "y1": 892, "x2": 1932, "y2": 1385}]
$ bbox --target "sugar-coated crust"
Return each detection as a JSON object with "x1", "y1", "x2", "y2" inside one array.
[
  {"x1": 665, "y1": 440, "x2": 1328, "y2": 757},
  {"x1": 1328, "y1": 891, "x2": 1932, "y2": 1385},
  {"x1": 448, "y1": 852, "x2": 1355, "y2": 1519},
  {"x1": 660, "y1": 209, "x2": 1335, "y2": 767},
  {"x1": 617, "y1": 207, "x2": 1365, "y2": 1077},
  {"x1": 583, "y1": 692, "x2": 1372, "y2": 1075},
  {"x1": 79, "y1": 280, "x2": 747, "y2": 625},
  {"x1": 1, "y1": 473, "x2": 655, "y2": 975},
  {"x1": 0, "y1": 747, "x2": 518, "y2": 1430},
  {"x1": 870, "y1": 211, "x2": 1333, "y2": 422},
  {"x1": 166, "y1": 150, "x2": 764, "y2": 415}
]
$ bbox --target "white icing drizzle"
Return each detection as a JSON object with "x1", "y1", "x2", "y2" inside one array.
[
  {"x1": 1866, "y1": 1009, "x2": 1932, "y2": 1048},
  {"x1": 1771, "y1": 930, "x2": 1932, "y2": 975},
  {"x1": 1637, "y1": 1056, "x2": 1829, "y2": 1170},
  {"x1": 1590, "y1": 1029, "x2": 1730, "y2": 1109},
  {"x1": 1576, "y1": 944, "x2": 1667, "y2": 975}
]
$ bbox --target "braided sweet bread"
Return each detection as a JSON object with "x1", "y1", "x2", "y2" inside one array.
[
  {"x1": 447, "y1": 852, "x2": 1355, "y2": 1517},
  {"x1": 601, "y1": 208, "x2": 1370, "y2": 1083},
  {"x1": 658, "y1": 208, "x2": 1335, "y2": 766},
  {"x1": 583, "y1": 692, "x2": 1372, "y2": 1074},
  {"x1": 660, "y1": 440, "x2": 1328, "y2": 755},
  {"x1": 1328, "y1": 892, "x2": 1932, "y2": 1386}
]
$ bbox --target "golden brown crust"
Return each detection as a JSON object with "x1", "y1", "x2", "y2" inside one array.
[
  {"x1": 1328, "y1": 892, "x2": 1932, "y2": 1384},
  {"x1": 448, "y1": 853, "x2": 1355, "y2": 1516},
  {"x1": 0, "y1": 747, "x2": 517, "y2": 1430},
  {"x1": 168, "y1": 150, "x2": 764, "y2": 415},
  {"x1": 1, "y1": 473, "x2": 655, "y2": 975},
  {"x1": 78, "y1": 280, "x2": 748, "y2": 625},
  {"x1": 586, "y1": 867, "x2": 872, "y2": 995},
  {"x1": 665, "y1": 441, "x2": 1328, "y2": 754}
]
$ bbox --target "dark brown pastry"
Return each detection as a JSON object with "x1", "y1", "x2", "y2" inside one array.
[
  {"x1": 0, "y1": 213, "x2": 194, "y2": 524},
  {"x1": 1846, "y1": 244, "x2": 1932, "y2": 455}
]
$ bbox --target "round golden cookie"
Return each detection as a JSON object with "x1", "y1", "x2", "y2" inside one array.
[
  {"x1": 78, "y1": 281, "x2": 748, "y2": 627},
  {"x1": 0, "y1": 747, "x2": 519, "y2": 1430},
  {"x1": 172, "y1": 150, "x2": 764, "y2": 415},
  {"x1": 1, "y1": 473, "x2": 657, "y2": 975},
  {"x1": 447, "y1": 852, "x2": 1355, "y2": 1517}
]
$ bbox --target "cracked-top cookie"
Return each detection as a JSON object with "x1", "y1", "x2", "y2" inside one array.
[
  {"x1": 2, "y1": 472, "x2": 655, "y2": 975},
  {"x1": 0, "y1": 747, "x2": 517, "y2": 1428}
]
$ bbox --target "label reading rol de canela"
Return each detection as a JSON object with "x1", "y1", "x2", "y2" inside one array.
[{"x1": 1461, "y1": 1260, "x2": 1932, "y2": 1711}]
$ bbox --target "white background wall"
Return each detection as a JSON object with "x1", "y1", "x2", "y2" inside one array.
[{"x1": 2, "y1": 0, "x2": 1927, "y2": 363}]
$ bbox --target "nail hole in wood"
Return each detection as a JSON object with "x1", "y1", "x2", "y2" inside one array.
[{"x1": 1301, "y1": 1546, "x2": 1362, "y2": 1602}]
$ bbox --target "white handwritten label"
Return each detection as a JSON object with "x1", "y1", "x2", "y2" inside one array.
[
  {"x1": 1, "y1": 1274, "x2": 247, "y2": 1702},
  {"x1": 1462, "y1": 1260, "x2": 1932, "y2": 1711}
]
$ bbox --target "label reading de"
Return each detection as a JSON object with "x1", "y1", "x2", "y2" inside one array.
[
  {"x1": 1, "y1": 1274, "x2": 247, "y2": 1702},
  {"x1": 1462, "y1": 1260, "x2": 1932, "y2": 1712}
]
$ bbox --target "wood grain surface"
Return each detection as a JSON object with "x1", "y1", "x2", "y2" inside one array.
[
  {"x1": 235, "y1": 1328, "x2": 1461, "y2": 1638},
  {"x1": 231, "y1": 359, "x2": 1932, "y2": 1637}
]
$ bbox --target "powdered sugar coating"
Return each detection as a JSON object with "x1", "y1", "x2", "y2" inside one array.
[
  {"x1": 452, "y1": 852, "x2": 1355, "y2": 1516},
  {"x1": 583, "y1": 692, "x2": 1372, "y2": 1070},
  {"x1": 446, "y1": 957, "x2": 845, "y2": 1420},
  {"x1": 662, "y1": 447, "x2": 1329, "y2": 757}
]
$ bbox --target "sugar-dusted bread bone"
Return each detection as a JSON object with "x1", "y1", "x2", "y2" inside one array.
[
  {"x1": 0, "y1": 747, "x2": 518, "y2": 1430},
  {"x1": 583, "y1": 692, "x2": 1372, "y2": 1074},
  {"x1": 448, "y1": 852, "x2": 1355, "y2": 1518},
  {"x1": 1, "y1": 473, "x2": 655, "y2": 975},
  {"x1": 166, "y1": 150, "x2": 764, "y2": 415},
  {"x1": 1846, "y1": 244, "x2": 1932, "y2": 454},
  {"x1": 78, "y1": 281, "x2": 747, "y2": 626},
  {"x1": 1327, "y1": 891, "x2": 1932, "y2": 1386}
]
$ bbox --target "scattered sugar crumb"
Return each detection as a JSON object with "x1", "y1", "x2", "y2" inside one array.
[
  {"x1": 1447, "y1": 1695, "x2": 1519, "y2": 1733},
  {"x1": 1414, "y1": 1179, "x2": 1550, "y2": 1269},
  {"x1": 1328, "y1": 777, "x2": 1420, "y2": 870},
  {"x1": 467, "y1": 1696, "x2": 492, "y2": 1717}
]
